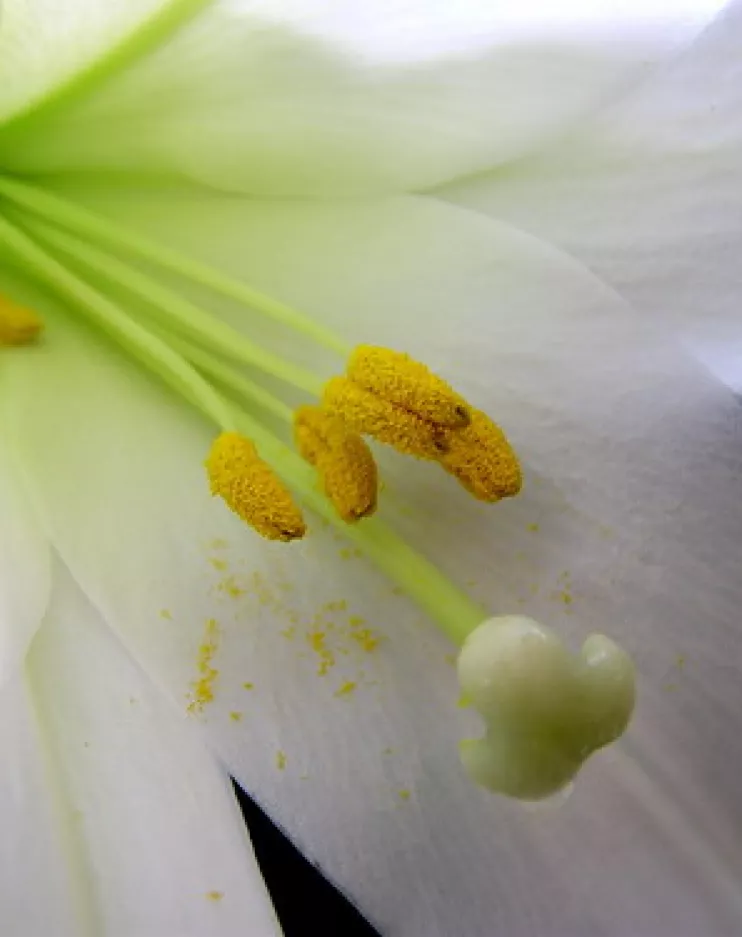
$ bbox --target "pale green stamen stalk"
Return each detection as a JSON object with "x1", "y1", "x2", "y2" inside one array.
[
  {"x1": 0, "y1": 215, "x2": 236, "y2": 431},
  {"x1": 14, "y1": 212, "x2": 325, "y2": 396},
  {"x1": 0, "y1": 175, "x2": 347, "y2": 354}
]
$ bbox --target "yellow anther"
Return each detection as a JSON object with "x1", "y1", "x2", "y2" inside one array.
[
  {"x1": 323, "y1": 376, "x2": 445, "y2": 460},
  {"x1": 438, "y1": 408, "x2": 522, "y2": 502},
  {"x1": 0, "y1": 295, "x2": 43, "y2": 345},
  {"x1": 205, "y1": 432, "x2": 306, "y2": 541},
  {"x1": 348, "y1": 346, "x2": 470, "y2": 428},
  {"x1": 295, "y1": 405, "x2": 378, "y2": 523}
]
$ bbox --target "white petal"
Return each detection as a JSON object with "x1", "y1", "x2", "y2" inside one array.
[
  {"x1": 7, "y1": 187, "x2": 742, "y2": 935},
  {"x1": 0, "y1": 0, "x2": 200, "y2": 122},
  {"x1": 0, "y1": 1, "x2": 726, "y2": 194},
  {"x1": 25, "y1": 559, "x2": 281, "y2": 937},
  {"x1": 0, "y1": 673, "x2": 80, "y2": 935},
  {"x1": 0, "y1": 428, "x2": 50, "y2": 686},
  {"x1": 440, "y1": 0, "x2": 742, "y2": 391}
]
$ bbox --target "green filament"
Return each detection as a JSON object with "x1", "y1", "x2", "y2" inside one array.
[
  {"x1": 0, "y1": 175, "x2": 348, "y2": 354},
  {"x1": 15, "y1": 213, "x2": 325, "y2": 395},
  {"x1": 0, "y1": 215, "x2": 235, "y2": 431}
]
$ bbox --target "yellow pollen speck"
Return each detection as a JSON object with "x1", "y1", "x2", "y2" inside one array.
[
  {"x1": 276, "y1": 750, "x2": 287, "y2": 770},
  {"x1": 398, "y1": 789, "x2": 411, "y2": 801},
  {"x1": 0, "y1": 294, "x2": 44, "y2": 345},
  {"x1": 209, "y1": 538, "x2": 229, "y2": 550},
  {"x1": 527, "y1": 523, "x2": 540, "y2": 533},
  {"x1": 217, "y1": 575, "x2": 246, "y2": 599},
  {"x1": 229, "y1": 711, "x2": 243, "y2": 722},
  {"x1": 307, "y1": 630, "x2": 335, "y2": 675},
  {"x1": 187, "y1": 618, "x2": 221, "y2": 713},
  {"x1": 206, "y1": 891, "x2": 224, "y2": 903},
  {"x1": 295, "y1": 405, "x2": 378, "y2": 522},
  {"x1": 209, "y1": 557, "x2": 228, "y2": 571},
  {"x1": 334, "y1": 680, "x2": 357, "y2": 698},
  {"x1": 159, "y1": 608, "x2": 172, "y2": 620},
  {"x1": 205, "y1": 432, "x2": 306, "y2": 541},
  {"x1": 347, "y1": 346, "x2": 470, "y2": 428},
  {"x1": 325, "y1": 599, "x2": 348, "y2": 613},
  {"x1": 242, "y1": 682, "x2": 254, "y2": 690},
  {"x1": 350, "y1": 626, "x2": 379, "y2": 653},
  {"x1": 438, "y1": 408, "x2": 522, "y2": 502},
  {"x1": 323, "y1": 376, "x2": 445, "y2": 460},
  {"x1": 676, "y1": 654, "x2": 686, "y2": 671}
]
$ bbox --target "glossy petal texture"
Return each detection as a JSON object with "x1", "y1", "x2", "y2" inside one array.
[
  {"x1": 0, "y1": 430, "x2": 50, "y2": 687},
  {"x1": 5, "y1": 189, "x2": 741, "y2": 936},
  {"x1": 0, "y1": 556, "x2": 281, "y2": 936},
  {"x1": 441, "y1": 0, "x2": 742, "y2": 391},
  {"x1": 0, "y1": 0, "x2": 727, "y2": 193}
]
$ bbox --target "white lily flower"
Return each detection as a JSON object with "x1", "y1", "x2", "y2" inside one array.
[{"x1": 1, "y1": 2, "x2": 740, "y2": 936}]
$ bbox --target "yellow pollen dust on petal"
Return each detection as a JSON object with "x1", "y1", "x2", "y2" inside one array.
[
  {"x1": 334, "y1": 680, "x2": 357, "y2": 698},
  {"x1": 347, "y1": 345, "x2": 470, "y2": 428},
  {"x1": 0, "y1": 294, "x2": 44, "y2": 346},
  {"x1": 323, "y1": 376, "x2": 445, "y2": 460},
  {"x1": 205, "y1": 432, "x2": 306, "y2": 542},
  {"x1": 188, "y1": 618, "x2": 221, "y2": 714},
  {"x1": 438, "y1": 408, "x2": 522, "y2": 502},
  {"x1": 295, "y1": 405, "x2": 378, "y2": 522}
]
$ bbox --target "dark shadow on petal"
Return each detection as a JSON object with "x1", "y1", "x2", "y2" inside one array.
[{"x1": 233, "y1": 781, "x2": 382, "y2": 937}]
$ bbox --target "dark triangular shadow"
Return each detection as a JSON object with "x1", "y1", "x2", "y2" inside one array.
[{"x1": 234, "y1": 782, "x2": 382, "y2": 937}]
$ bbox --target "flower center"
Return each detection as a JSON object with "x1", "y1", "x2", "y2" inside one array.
[{"x1": 0, "y1": 173, "x2": 636, "y2": 800}]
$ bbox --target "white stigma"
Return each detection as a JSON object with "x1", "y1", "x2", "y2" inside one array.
[{"x1": 457, "y1": 616, "x2": 635, "y2": 800}]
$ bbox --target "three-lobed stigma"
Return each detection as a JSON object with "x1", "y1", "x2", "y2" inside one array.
[
  {"x1": 295, "y1": 405, "x2": 378, "y2": 522},
  {"x1": 205, "y1": 432, "x2": 306, "y2": 541},
  {"x1": 457, "y1": 616, "x2": 636, "y2": 800},
  {"x1": 0, "y1": 294, "x2": 44, "y2": 345}
]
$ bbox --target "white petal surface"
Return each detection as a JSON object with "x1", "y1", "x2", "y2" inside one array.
[
  {"x1": 24, "y1": 558, "x2": 281, "y2": 937},
  {"x1": 441, "y1": 0, "x2": 742, "y2": 391},
  {"x1": 5, "y1": 188, "x2": 742, "y2": 935},
  {"x1": 0, "y1": 672, "x2": 80, "y2": 936},
  {"x1": 0, "y1": 0, "x2": 206, "y2": 123},
  {"x1": 0, "y1": 428, "x2": 50, "y2": 687},
  {"x1": 0, "y1": 1, "x2": 726, "y2": 194}
]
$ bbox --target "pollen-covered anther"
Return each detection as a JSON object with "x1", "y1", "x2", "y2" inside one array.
[
  {"x1": 295, "y1": 405, "x2": 378, "y2": 523},
  {"x1": 0, "y1": 294, "x2": 44, "y2": 346},
  {"x1": 438, "y1": 408, "x2": 522, "y2": 502},
  {"x1": 323, "y1": 376, "x2": 446, "y2": 461},
  {"x1": 205, "y1": 432, "x2": 306, "y2": 541},
  {"x1": 347, "y1": 345, "x2": 470, "y2": 428}
]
